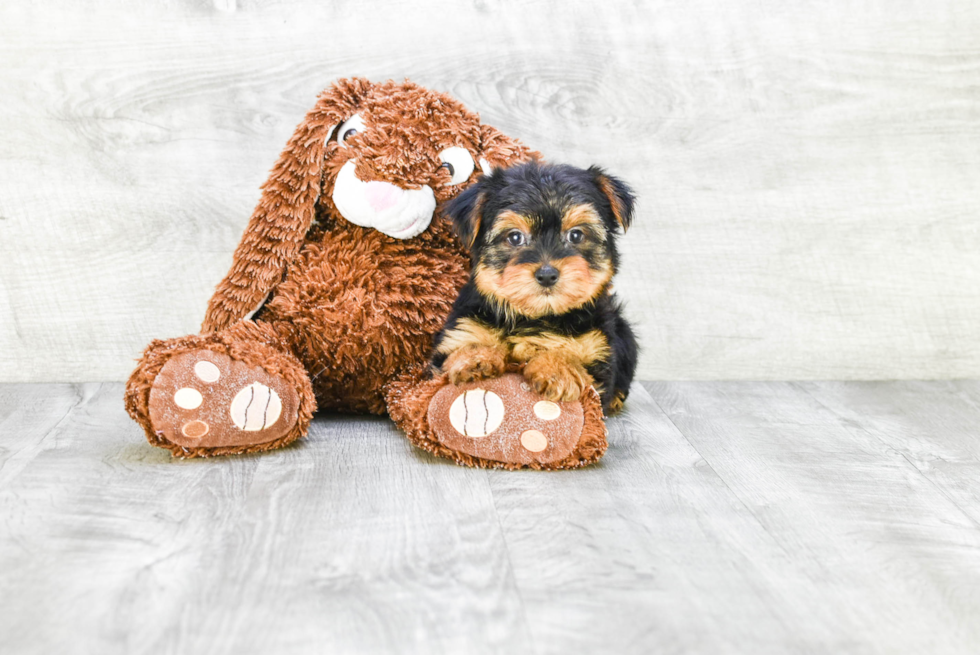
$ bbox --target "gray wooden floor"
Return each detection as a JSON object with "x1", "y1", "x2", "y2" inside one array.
[{"x1": 2, "y1": 381, "x2": 980, "y2": 655}]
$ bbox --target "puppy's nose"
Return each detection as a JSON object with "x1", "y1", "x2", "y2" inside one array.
[{"x1": 535, "y1": 264, "x2": 560, "y2": 288}]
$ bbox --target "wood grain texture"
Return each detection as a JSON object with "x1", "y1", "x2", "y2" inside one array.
[
  {"x1": 3, "y1": 380, "x2": 980, "y2": 654},
  {"x1": 797, "y1": 380, "x2": 980, "y2": 527},
  {"x1": 644, "y1": 380, "x2": 980, "y2": 654},
  {"x1": 1, "y1": 0, "x2": 980, "y2": 382},
  {"x1": 0, "y1": 383, "x2": 529, "y2": 655}
]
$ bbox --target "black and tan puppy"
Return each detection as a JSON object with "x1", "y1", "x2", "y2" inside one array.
[{"x1": 431, "y1": 161, "x2": 638, "y2": 413}]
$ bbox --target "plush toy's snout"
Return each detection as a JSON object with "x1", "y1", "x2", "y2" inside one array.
[
  {"x1": 328, "y1": 131, "x2": 486, "y2": 239},
  {"x1": 321, "y1": 101, "x2": 509, "y2": 241},
  {"x1": 332, "y1": 160, "x2": 437, "y2": 239}
]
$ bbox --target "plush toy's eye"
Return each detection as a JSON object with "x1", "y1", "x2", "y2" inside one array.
[
  {"x1": 506, "y1": 230, "x2": 527, "y2": 247},
  {"x1": 438, "y1": 146, "x2": 475, "y2": 185},
  {"x1": 567, "y1": 228, "x2": 585, "y2": 245},
  {"x1": 337, "y1": 114, "x2": 365, "y2": 145}
]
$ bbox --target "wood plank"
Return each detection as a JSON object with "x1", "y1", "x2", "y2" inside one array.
[
  {"x1": 0, "y1": 383, "x2": 529, "y2": 654},
  {"x1": 645, "y1": 380, "x2": 980, "y2": 654},
  {"x1": 488, "y1": 383, "x2": 849, "y2": 654},
  {"x1": 0, "y1": 383, "x2": 88, "y2": 480},
  {"x1": 2, "y1": 1, "x2": 980, "y2": 382},
  {"x1": 4, "y1": 381, "x2": 980, "y2": 653},
  {"x1": 798, "y1": 380, "x2": 980, "y2": 527}
]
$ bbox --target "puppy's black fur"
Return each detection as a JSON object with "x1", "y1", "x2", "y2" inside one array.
[{"x1": 432, "y1": 161, "x2": 639, "y2": 413}]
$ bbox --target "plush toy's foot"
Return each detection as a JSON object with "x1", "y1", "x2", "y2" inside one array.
[
  {"x1": 125, "y1": 322, "x2": 316, "y2": 458},
  {"x1": 148, "y1": 350, "x2": 301, "y2": 451},
  {"x1": 386, "y1": 368, "x2": 607, "y2": 470}
]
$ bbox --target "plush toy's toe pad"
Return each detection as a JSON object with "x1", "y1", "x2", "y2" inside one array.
[
  {"x1": 148, "y1": 350, "x2": 300, "y2": 450},
  {"x1": 427, "y1": 373, "x2": 584, "y2": 465}
]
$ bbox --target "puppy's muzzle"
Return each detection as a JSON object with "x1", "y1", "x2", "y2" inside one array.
[{"x1": 331, "y1": 160, "x2": 436, "y2": 239}]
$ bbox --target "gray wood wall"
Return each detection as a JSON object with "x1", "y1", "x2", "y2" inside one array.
[{"x1": 1, "y1": 0, "x2": 978, "y2": 383}]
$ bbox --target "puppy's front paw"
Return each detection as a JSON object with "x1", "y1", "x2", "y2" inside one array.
[
  {"x1": 445, "y1": 346, "x2": 506, "y2": 385},
  {"x1": 523, "y1": 354, "x2": 591, "y2": 403}
]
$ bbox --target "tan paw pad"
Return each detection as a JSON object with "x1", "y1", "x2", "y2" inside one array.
[
  {"x1": 520, "y1": 430, "x2": 548, "y2": 452},
  {"x1": 194, "y1": 360, "x2": 221, "y2": 382},
  {"x1": 448, "y1": 389, "x2": 504, "y2": 437},
  {"x1": 229, "y1": 383, "x2": 282, "y2": 431},
  {"x1": 173, "y1": 388, "x2": 203, "y2": 410},
  {"x1": 533, "y1": 401, "x2": 561, "y2": 421},
  {"x1": 181, "y1": 420, "x2": 210, "y2": 439}
]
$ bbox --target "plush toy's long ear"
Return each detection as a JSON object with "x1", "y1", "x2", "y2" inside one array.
[
  {"x1": 201, "y1": 78, "x2": 372, "y2": 333},
  {"x1": 589, "y1": 166, "x2": 636, "y2": 233},
  {"x1": 477, "y1": 124, "x2": 540, "y2": 174},
  {"x1": 443, "y1": 180, "x2": 487, "y2": 250}
]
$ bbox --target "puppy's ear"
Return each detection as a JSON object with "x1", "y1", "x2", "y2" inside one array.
[
  {"x1": 590, "y1": 166, "x2": 635, "y2": 233},
  {"x1": 443, "y1": 179, "x2": 487, "y2": 250},
  {"x1": 477, "y1": 124, "x2": 540, "y2": 175},
  {"x1": 202, "y1": 78, "x2": 372, "y2": 332}
]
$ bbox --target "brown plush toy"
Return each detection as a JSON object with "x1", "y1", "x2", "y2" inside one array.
[{"x1": 125, "y1": 78, "x2": 608, "y2": 469}]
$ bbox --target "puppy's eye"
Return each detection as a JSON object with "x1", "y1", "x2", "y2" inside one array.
[
  {"x1": 337, "y1": 114, "x2": 365, "y2": 146},
  {"x1": 567, "y1": 228, "x2": 585, "y2": 245},
  {"x1": 506, "y1": 230, "x2": 527, "y2": 247},
  {"x1": 438, "y1": 146, "x2": 475, "y2": 185}
]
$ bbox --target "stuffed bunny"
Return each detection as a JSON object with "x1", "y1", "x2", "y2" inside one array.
[{"x1": 125, "y1": 78, "x2": 607, "y2": 469}]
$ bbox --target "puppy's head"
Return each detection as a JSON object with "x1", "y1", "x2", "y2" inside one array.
[{"x1": 445, "y1": 162, "x2": 635, "y2": 318}]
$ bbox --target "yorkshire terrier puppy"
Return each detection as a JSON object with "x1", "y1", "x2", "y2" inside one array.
[{"x1": 432, "y1": 161, "x2": 638, "y2": 414}]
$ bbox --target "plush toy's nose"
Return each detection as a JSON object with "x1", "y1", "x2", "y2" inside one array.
[{"x1": 365, "y1": 181, "x2": 404, "y2": 212}]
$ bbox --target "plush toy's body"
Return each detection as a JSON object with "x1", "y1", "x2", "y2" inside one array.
[
  {"x1": 125, "y1": 78, "x2": 609, "y2": 468},
  {"x1": 253, "y1": 222, "x2": 467, "y2": 414}
]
